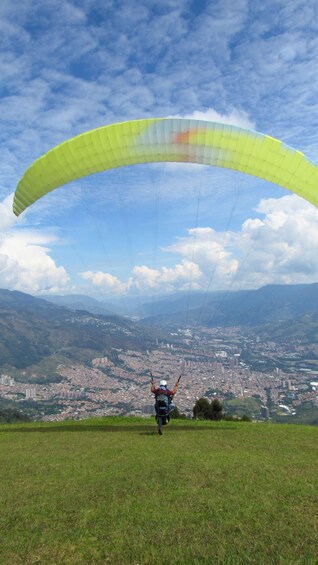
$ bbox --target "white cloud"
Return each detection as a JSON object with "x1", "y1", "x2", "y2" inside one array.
[
  {"x1": 130, "y1": 265, "x2": 159, "y2": 291},
  {"x1": 171, "y1": 108, "x2": 255, "y2": 131},
  {"x1": 79, "y1": 194, "x2": 318, "y2": 295},
  {"x1": 232, "y1": 195, "x2": 318, "y2": 286},
  {"x1": 80, "y1": 270, "x2": 130, "y2": 295},
  {"x1": 133, "y1": 260, "x2": 202, "y2": 291},
  {"x1": 80, "y1": 260, "x2": 203, "y2": 295},
  {"x1": 0, "y1": 226, "x2": 70, "y2": 293},
  {"x1": 165, "y1": 194, "x2": 318, "y2": 290},
  {"x1": 166, "y1": 226, "x2": 239, "y2": 288},
  {"x1": 0, "y1": 194, "x2": 16, "y2": 231}
]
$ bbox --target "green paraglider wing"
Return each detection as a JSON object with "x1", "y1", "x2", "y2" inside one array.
[{"x1": 13, "y1": 118, "x2": 318, "y2": 215}]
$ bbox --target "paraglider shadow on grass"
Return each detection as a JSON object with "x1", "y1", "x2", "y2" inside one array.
[
  {"x1": 137, "y1": 425, "x2": 237, "y2": 435},
  {"x1": 0, "y1": 423, "x2": 238, "y2": 434}
]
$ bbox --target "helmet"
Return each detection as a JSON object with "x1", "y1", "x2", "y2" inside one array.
[{"x1": 159, "y1": 379, "x2": 167, "y2": 387}]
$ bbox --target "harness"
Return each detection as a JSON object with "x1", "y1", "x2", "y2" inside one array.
[
  {"x1": 155, "y1": 389, "x2": 171, "y2": 417},
  {"x1": 150, "y1": 373, "x2": 181, "y2": 421}
]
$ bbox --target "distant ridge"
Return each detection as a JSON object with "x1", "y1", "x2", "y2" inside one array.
[
  {"x1": 141, "y1": 282, "x2": 318, "y2": 327},
  {"x1": 41, "y1": 294, "x2": 116, "y2": 316}
]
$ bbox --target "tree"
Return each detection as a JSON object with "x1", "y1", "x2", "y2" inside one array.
[
  {"x1": 193, "y1": 397, "x2": 224, "y2": 420},
  {"x1": 193, "y1": 398, "x2": 211, "y2": 419},
  {"x1": 0, "y1": 408, "x2": 31, "y2": 424},
  {"x1": 210, "y1": 398, "x2": 223, "y2": 421}
]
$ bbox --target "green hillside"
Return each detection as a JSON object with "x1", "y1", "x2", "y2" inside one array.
[
  {"x1": 256, "y1": 311, "x2": 318, "y2": 343},
  {"x1": 0, "y1": 289, "x2": 148, "y2": 370},
  {"x1": 0, "y1": 418, "x2": 317, "y2": 564}
]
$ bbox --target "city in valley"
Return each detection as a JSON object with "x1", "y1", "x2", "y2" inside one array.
[{"x1": 1, "y1": 325, "x2": 318, "y2": 422}]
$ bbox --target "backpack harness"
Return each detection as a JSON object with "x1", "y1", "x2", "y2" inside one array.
[{"x1": 155, "y1": 389, "x2": 171, "y2": 417}]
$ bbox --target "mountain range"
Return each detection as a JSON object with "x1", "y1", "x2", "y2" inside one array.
[
  {"x1": 41, "y1": 282, "x2": 318, "y2": 326},
  {"x1": 1, "y1": 282, "x2": 318, "y2": 371},
  {"x1": 41, "y1": 294, "x2": 116, "y2": 316},
  {"x1": 139, "y1": 283, "x2": 318, "y2": 327}
]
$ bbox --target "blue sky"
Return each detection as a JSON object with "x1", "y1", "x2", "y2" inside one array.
[{"x1": 1, "y1": 0, "x2": 318, "y2": 299}]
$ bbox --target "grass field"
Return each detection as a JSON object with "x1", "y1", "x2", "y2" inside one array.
[{"x1": 0, "y1": 417, "x2": 317, "y2": 564}]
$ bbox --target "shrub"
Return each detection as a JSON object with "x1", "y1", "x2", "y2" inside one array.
[
  {"x1": 170, "y1": 406, "x2": 187, "y2": 419},
  {"x1": 193, "y1": 398, "x2": 224, "y2": 420}
]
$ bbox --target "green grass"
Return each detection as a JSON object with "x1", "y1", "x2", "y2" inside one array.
[{"x1": 0, "y1": 418, "x2": 317, "y2": 564}]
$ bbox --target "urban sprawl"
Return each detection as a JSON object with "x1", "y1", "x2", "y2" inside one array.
[{"x1": 1, "y1": 326, "x2": 318, "y2": 421}]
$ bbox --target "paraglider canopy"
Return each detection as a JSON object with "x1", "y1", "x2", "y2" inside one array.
[{"x1": 13, "y1": 118, "x2": 318, "y2": 216}]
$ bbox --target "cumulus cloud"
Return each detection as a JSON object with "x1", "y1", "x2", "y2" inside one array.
[
  {"x1": 0, "y1": 220, "x2": 70, "y2": 293},
  {"x1": 79, "y1": 195, "x2": 318, "y2": 295},
  {"x1": 166, "y1": 194, "x2": 318, "y2": 290},
  {"x1": 132, "y1": 260, "x2": 202, "y2": 292},
  {"x1": 171, "y1": 108, "x2": 256, "y2": 131},
  {"x1": 166, "y1": 226, "x2": 238, "y2": 288},
  {"x1": 232, "y1": 195, "x2": 318, "y2": 286},
  {"x1": 80, "y1": 260, "x2": 203, "y2": 296},
  {"x1": 80, "y1": 271, "x2": 131, "y2": 295}
]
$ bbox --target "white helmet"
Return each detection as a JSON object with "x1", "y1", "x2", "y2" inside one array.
[{"x1": 160, "y1": 379, "x2": 167, "y2": 387}]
